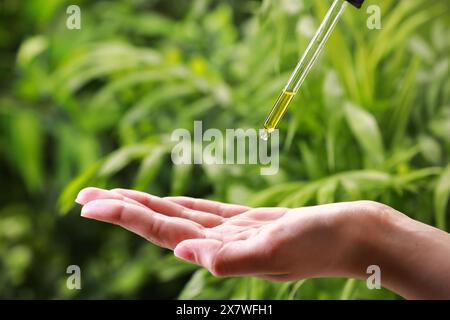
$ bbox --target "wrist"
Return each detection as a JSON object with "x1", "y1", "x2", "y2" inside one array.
[
  {"x1": 333, "y1": 201, "x2": 407, "y2": 279},
  {"x1": 352, "y1": 204, "x2": 450, "y2": 299},
  {"x1": 289, "y1": 200, "x2": 450, "y2": 298},
  {"x1": 337, "y1": 201, "x2": 450, "y2": 299}
]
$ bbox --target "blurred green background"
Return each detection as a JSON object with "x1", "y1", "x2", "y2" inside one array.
[{"x1": 1, "y1": 0, "x2": 450, "y2": 299}]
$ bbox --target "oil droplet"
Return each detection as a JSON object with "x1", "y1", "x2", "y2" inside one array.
[{"x1": 260, "y1": 129, "x2": 269, "y2": 141}]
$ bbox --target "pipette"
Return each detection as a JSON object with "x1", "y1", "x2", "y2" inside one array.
[{"x1": 260, "y1": 0, "x2": 365, "y2": 140}]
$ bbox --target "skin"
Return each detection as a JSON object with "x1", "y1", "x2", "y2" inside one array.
[{"x1": 76, "y1": 187, "x2": 450, "y2": 299}]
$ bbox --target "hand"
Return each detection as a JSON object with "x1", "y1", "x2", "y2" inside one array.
[
  {"x1": 76, "y1": 187, "x2": 450, "y2": 299},
  {"x1": 75, "y1": 187, "x2": 381, "y2": 280}
]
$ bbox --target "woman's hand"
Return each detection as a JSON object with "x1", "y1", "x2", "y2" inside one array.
[
  {"x1": 75, "y1": 187, "x2": 383, "y2": 279},
  {"x1": 76, "y1": 187, "x2": 450, "y2": 299}
]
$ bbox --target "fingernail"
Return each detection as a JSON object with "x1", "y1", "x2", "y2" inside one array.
[
  {"x1": 174, "y1": 246, "x2": 195, "y2": 263},
  {"x1": 80, "y1": 201, "x2": 97, "y2": 218},
  {"x1": 80, "y1": 205, "x2": 91, "y2": 218},
  {"x1": 75, "y1": 189, "x2": 87, "y2": 205}
]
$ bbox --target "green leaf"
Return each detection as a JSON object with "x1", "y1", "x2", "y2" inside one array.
[
  {"x1": 248, "y1": 278, "x2": 268, "y2": 299},
  {"x1": 392, "y1": 167, "x2": 441, "y2": 190},
  {"x1": 280, "y1": 182, "x2": 320, "y2": 207},
  {"x1": 170, "y1": 164, "x2": 193, "y2": 196},
  {"x1": 344, "y1": 103, "x2": 385, "y2": 165},
  {"x1": 340, "y1": 279, "x2": 357, "y2": 300},
  {"x1": 178, "y1": 269, "x2": 208, "y2": 299},
  {"x1": 249, "y1": 182, "x2": 303, "y2": 207},
  {"x1": 99, "y1": 144, "x2": 154, "y2": 177},
  {"x1": 17, "y1": 36, "x2": 48, "y2": 68},
  {"x1": 274, "y1": 282, "x2": 293, "y2": 300},
  {"x1": 288, "y1": 280, "x2": 306, "y2": 300},
  {"x1": 229, "y1": 278, "x2": 250, "y2": 299},
  {"x1": 316, "y1": 179, "x2": 337, "y2": 204},
  {"x1": 434, "y1": 164, "x2": 450, "y2": 230},
  {"x1": 7, "y1": 110, "x2": 44, "y2": 193},
  {"x1": 58, "y1": 161, "x2": 102, "y2": 214},
  {"x1": 133, "y1": 146, "x2": 167, "y2": 190}
]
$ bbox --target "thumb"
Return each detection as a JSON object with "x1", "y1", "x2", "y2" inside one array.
[
  {"x1": 174, "y1": 239, "x2": 222, "y2": 273},
  {"x1": 175, "y1": 238, "x2": 269, "y2": 277}
]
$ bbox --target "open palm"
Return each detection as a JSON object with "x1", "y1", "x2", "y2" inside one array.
[
  {"x1": 76, "y1": 187, "x2": 450, "y2": 299},
  {"x1": 77, "y1": 187, "x2": 355, "y2": 280}
]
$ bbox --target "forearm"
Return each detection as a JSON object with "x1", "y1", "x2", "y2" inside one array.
[
  {"x1": 78, "y1": 187, "x2": 450, "y2": 298},
  {"x1": 343, "y1": 203, "x2": 450, "y2": 299}
]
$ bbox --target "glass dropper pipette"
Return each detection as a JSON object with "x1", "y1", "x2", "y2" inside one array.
[{"x1": 260, "y1": 0, "x2": 362, "y2": 140}]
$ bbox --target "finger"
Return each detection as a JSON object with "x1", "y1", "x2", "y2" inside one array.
[
  {"x1": 76, "y1": 187, "x2": 146, "y2": 208},
  {"x1": 174, "y1": 238, "x2": 270, "y2": 276},
  {"x1": 111, "y1": 189, "x2": 224, "y2": 227},
  {"x1": 81, "y1": 199, "x2": 204, "y2": 249},
  {"x1": 165, "y1": 196, "x2": 250, "y2": 217}
]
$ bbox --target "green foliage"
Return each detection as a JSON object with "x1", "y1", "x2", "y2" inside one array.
[{"x1": 1, "y1": 0, "x2": 449, "y2": 299}]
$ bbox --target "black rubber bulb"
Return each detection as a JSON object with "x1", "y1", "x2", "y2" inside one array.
[{"x1": 346, "y1": 0, "x2": 365, "y2": 8}]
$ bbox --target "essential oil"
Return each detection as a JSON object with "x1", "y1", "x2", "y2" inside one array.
[{"x1": 260, "y1": 90, "x2": 296, "y2": 140}]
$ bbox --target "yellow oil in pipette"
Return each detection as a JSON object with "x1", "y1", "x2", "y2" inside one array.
[
  {"x1": 260, "y1": 0, "x2": 349, "y2": 141},
  {"x1": 262, "y1": 90, "x2": 296, "y2": 138}
]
